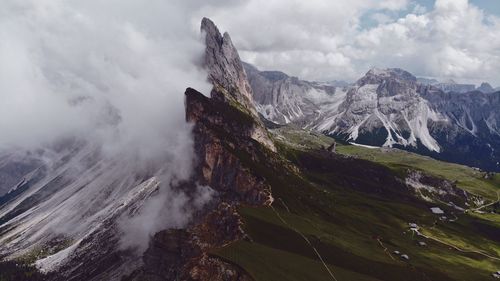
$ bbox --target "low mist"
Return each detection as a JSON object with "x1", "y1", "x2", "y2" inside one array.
[{"x1": 0, "y1": 0, "x2": 215, "y2": 251}]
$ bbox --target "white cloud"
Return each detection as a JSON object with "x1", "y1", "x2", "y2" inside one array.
[
  {"x1": 0, "y1": 0, "x2": 212, "y2": 154},
  {"x1": 371, "y1": 13, "x2": 394, "y2": 24},
  {"x1": 198, "y1": 0, "x2": 500, "y2": 86},
  {"x1": 378, "y1": 0, "x2": 410, "y2": 11},
  {"x1": 412, "y1": 3, "x2": 428, "y2": 14},
  {"x1": 435, "y1": 0, "x2": 469, "y2": 12},
  {"x1": 0, "y1": 0, "x2": 214, "y2": 252}
]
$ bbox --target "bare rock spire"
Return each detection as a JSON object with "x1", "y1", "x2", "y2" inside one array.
[{"x1": 201, "y1": 17, "x2": 258, "y2": 118}]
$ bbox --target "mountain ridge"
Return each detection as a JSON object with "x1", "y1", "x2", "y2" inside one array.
[{"x1": 244, "y1": 63, "x2": 500, "y2": 171}]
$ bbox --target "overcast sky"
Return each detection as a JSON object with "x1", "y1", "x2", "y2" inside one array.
[{"x1": 196, "y1": 0, "x2": 500, "y2": 86}]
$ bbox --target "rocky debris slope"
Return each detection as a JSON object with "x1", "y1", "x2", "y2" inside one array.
[{"x1": 0, "y1": 141, "x2": 165, "y2": 281}]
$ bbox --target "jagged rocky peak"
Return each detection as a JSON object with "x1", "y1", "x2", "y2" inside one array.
[
  {"x1": 477, "y1": 82, "x2": 494, "y2": 93},
  {"x1": 201, "y1": 17, "x2": 258, "y2": 118},
  {"x1": 200, "y1": 18, "x2": 276, "y2": 152},
  {"x1": 354, "y1": 68, "x2": 418, "y2": 99},
  {"x1": 360, "y1": 68, "x2": 417, "y2": 85}
]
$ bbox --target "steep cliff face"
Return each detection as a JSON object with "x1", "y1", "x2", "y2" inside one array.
[
  {"x1": 127, "y1": 203, "x2": 252, "y2": 281},
  {"x1": 125, "y1": 86, "x2": 277, "y2": 281},
  {"x1": 185, "y1": 88, "x2": 273, "y2": 206},
  {"x1": 314, "y1": 68, "x2": 446, "y2": 153},
  {"x1": 420, "y1": 88, "x2": 500, "y2": 171},
  {"x1": 244, "y1": 62, "x2": 346, "y2": 125},
  {"x1": 124, "y1": 20, "x2": 281, "y2": 280},
  {"x1": 202, "y1": 18, "x2": 275, "y2": 153},
  {"x1": 202, "y1": 18, "x2": 257, "y2": 119}
]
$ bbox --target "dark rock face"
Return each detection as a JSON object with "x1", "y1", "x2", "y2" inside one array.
[
  {"x1": 126, "y1": 86, "x2": 274, "y2": 281},
  {"x1": 185, "y1": 88, "x2": 273, "y2": 205},
  {"x1": 125, "y1": 18, "x2": 279, "y2": 280}
]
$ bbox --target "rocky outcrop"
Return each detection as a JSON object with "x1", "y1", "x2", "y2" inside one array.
[
  {"x1": 202, "y1": 18, "x2": 276, "y2": 153},
  {"x1": 127, "y1": 202, "x2": 251, "y2": 281},
  {"x1": 126, "y1": 19, "x2": 281, "y2": 279},
  {"x1": 405, "y1": 170, "x2": 481, "y2": 209},
  {"x1": 185, "y1": 87, "x2": 273, "y2": 205},
  {"x1": 201, "y1": 18, "x2": 257, "y2": 119},
  {"x1": 126, "y1": 85, "x2": 276, "y2": 281}
]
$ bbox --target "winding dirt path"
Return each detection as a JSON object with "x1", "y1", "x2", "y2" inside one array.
[
  {"x1": 271, "y1": 200, "x2": 339, "y2": 281},
  {"x1": 376, "y1": 238, "x2": 396, "y2": 261}
]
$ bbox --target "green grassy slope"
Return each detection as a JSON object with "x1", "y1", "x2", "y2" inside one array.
[
  {"x1": 213, "y1": 126, "x2": 500, "y2": 281},
  {"x1": 275, "y1": 126, "x2": 500, "y2": 200}
]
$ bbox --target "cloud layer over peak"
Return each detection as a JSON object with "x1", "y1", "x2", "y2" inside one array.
[
  {"x1": 0, "y1": 0, "x2": 211, "y2": 155},
  {"x1": 197, "y1": 0, "x2": 500, "y2": 86}
]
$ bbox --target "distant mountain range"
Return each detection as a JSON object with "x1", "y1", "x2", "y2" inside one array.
[
  {"x1": 244, "y1": 64, "x2": 500, "y2": 171},
  {"x1": 417, "y1": 78, "x2": 498, "y2": 94}
]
